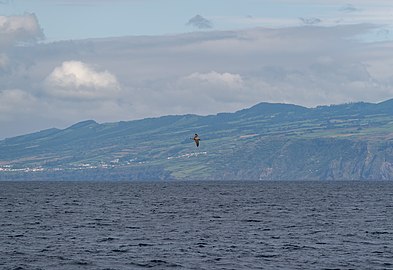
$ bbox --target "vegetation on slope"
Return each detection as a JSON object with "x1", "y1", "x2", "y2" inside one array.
[{"x1": 2, "y1": 99, "x2": 393, "y2": 180}]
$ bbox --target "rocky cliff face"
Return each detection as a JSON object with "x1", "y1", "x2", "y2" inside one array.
[
  {"x1": 210, "y1": 138, "x2": 393, "y2": 180},
  {"x1": 3, "y1": 99, "x2": 393, "y2": 181}
]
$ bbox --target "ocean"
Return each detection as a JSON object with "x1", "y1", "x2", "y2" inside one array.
[{"x1": 1, "y1": 181, "x2": 393, "y2": 270}]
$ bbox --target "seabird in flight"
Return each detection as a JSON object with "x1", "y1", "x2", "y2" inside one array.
[{"x1": 193, "y1": 134, "x2": 200, "y2": 147}]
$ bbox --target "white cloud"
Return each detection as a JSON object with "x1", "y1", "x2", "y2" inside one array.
[
  {"x1": 129, "y1": 71, "x2": 265, "y2": 117},
  {"x1": 183, "y1": 71, "x2": 243, "y2": 88},
  {"x1": 0, "y1": 89, "x2": 39, "y2": 119},
  {"x1": 246, "y1": 64, "x2": 391, "y2": 107},
  {"x1": 0, "y1": 13, "x2": 44, "y2": 48},
  {"x1": 0, "y1": 13, "x2": 44, "y2": 83},
  {"x1": 0, "y1": 88, "x2": 45, "y2": 138},
  {"x1": 40, "y1": 25, "x2": 393, "y2": 112},
  {"x1": 3, "y1": 23, "x2": 393, "y2": 138},
  {"x1": 178, "y1": 71, "x2": 246, "y2": 105},
  {"x1": 45, "y1": 61, "x2": 121, "y2": 100}
]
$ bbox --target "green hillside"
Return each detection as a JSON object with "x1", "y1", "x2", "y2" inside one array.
[{"x1": 2, "y1": 99, "x2": 393, "y2": 180}]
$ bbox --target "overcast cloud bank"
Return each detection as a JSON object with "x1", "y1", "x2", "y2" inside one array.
[{"x1": 1, "y1": 13, "x2": 393, "y2": 138}]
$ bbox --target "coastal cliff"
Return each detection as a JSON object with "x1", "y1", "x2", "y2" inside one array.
[{"x1": 2, "y1": 99, "x2": 393, "y2": 180}]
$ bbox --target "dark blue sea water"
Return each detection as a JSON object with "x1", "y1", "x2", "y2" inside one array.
[{"x1": 1, "y1": 181, "x2": 393, "y2": 270}]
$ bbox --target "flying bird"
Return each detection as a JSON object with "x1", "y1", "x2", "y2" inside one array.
[{"x1": 193, "y1": 134, "x2": 200, "y2": 147}]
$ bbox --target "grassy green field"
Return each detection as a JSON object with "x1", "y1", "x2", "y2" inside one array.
[{"x1": 2, "y1": 100, "x2": 393, "y2": 180}]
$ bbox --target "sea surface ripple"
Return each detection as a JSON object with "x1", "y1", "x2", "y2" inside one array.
[{"x1": 1, "y1": 181, "x2": 393, "y2": 270}]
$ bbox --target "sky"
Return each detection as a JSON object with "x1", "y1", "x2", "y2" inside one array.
[{"x1": 1, "y1": 0, "x2": 393, "y2": 139}]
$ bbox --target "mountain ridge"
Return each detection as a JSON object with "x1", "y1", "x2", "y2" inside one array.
[{"x1": 2, "y1": 99, "x2": 393, "y2": 180}]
